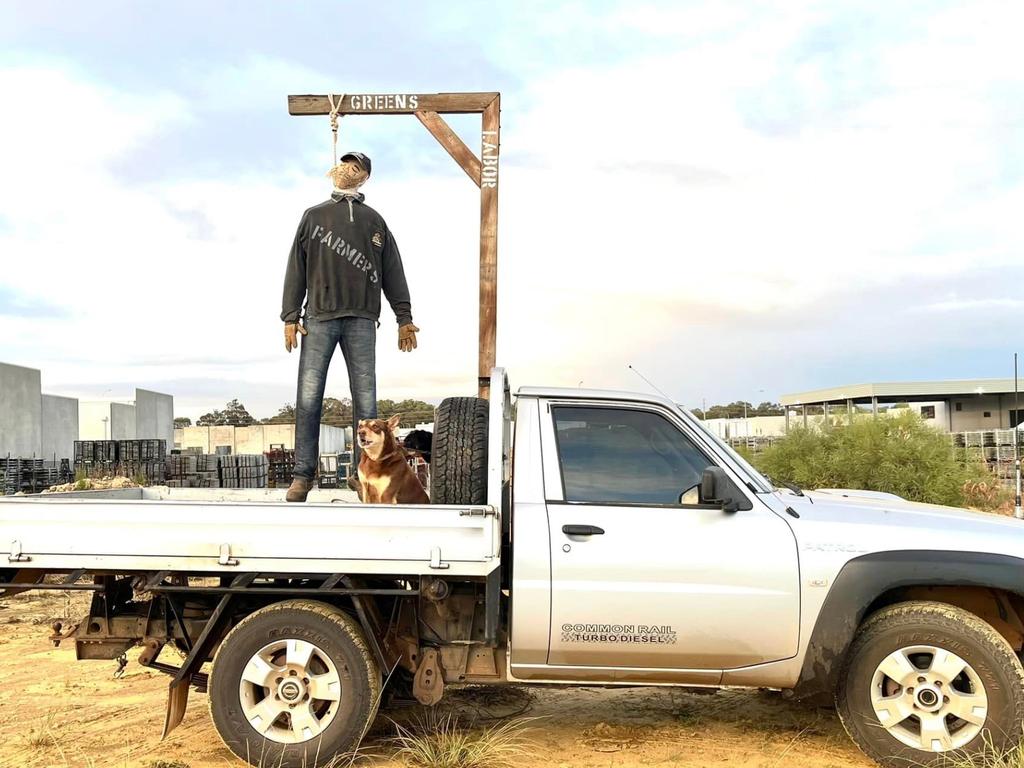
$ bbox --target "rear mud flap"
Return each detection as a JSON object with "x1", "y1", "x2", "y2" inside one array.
[{"x1": 162, "y1": 676, "x2": 191, "y2": 739}]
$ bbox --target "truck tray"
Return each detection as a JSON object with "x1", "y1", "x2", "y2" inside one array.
[{"x1": 0, "y1": 488, "x2": 499, "y2": 577}]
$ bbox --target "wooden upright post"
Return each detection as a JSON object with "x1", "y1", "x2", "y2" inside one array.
[
  {"x1": 287, "y1": 91, "x2": 501, "y2": 399},
  {"x1": 479, "y1": 96, "x2": 499, "y2": 399}
]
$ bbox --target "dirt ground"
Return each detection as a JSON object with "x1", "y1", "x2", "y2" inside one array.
[{"x1": 0, "y1": 590, "x2": 876, "y2": 768}]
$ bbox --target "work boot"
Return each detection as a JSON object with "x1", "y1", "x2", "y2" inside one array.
[
  {"x1": 286, "y1": 477, "x2": 314, "y2": 503},
  {"x1": 347, "y1": 475, "x2": 362, "y2": 496}
]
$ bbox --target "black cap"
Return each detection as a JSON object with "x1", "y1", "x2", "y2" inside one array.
[{"x1": 340, "y1": 151, "x2": 372, "y2": 177}]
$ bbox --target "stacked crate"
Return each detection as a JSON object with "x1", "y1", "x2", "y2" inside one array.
[
  {"x1": 118, "y1": 439, "x2": 166, "y2": 483},
  {"x1": 0, "y1": 458, "x2": 63, "y2": 494},
  {"x1": 266, "y1": 447, "x2": 295, "y2": 488},
  {"x1": 318, "y1": 454, "x2": 340, "y2": 489},
  {"x1": 74, "y1": 440, "x2": 167, "y2": 484}
]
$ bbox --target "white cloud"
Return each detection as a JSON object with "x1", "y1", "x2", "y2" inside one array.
[
  {"x1": 1, "y1": 1, "x2": 1022, "y2": 417},
  {"x1": 912, "y1": 298, "x2": 1024, "y2": 313}
]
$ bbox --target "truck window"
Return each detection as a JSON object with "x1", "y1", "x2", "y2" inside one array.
[{"x1": 551, "y1": 406, "x2": 712, "y2": 505}]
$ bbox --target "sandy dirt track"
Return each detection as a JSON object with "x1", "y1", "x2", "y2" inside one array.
[{"x1": 0, "y1": 590, "x2": 876, "y2": 768}]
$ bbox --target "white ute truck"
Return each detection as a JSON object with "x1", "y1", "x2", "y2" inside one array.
[{"x1": 3, "y1": 369, "x2": 1024, "y2": 768}]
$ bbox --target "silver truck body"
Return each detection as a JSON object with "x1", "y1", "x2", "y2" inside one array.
[
  {"x1": 4, "y1": 368, "x2": 1024, "y2": 768},
  {"x1": 508, "y1": 385, "x2": 1024, "y2": 690},
  {"x1": 2, "y1": 370, "x2": 1021, "y2": 691}
]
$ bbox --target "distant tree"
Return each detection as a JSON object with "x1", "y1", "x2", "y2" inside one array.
[
  {"x1": 703, "y1": 401, "x2": 751, "y2": 419},
  {"x1": 259, "y1": 396, "x2": 436, "y2": 429},
  {"x1": 694, "y1": 400, "x2": 785, "y2": 419},
  {"x1": 322, "y1": 397, "x2": 353, "y2": 427},
  {"x1": 260, "y1": 397, "x2": 353, "y2": 427},
  {"x1": 197, "y1": 399, "x2": 257, "y2": 427},
  {"x1": 173, "y1": 417, "x2": 192, "y2": 429},
  {"x1": 377, "y1": 398, "x2": 436, "y2": 427},
  {"x1": 262, "y1": 404, "x2": 296, "y2": 425}
]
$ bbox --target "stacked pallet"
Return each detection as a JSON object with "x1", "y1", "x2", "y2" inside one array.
[
  {"x1": 0, "y1": 458, "x2": 70, "y2": 495},
  {"x1": 220, "y1": 455, "x2": 268, "y2": 489},
  {"x1": 950, "y1": 429, "x2": 1024, "y2": 484},
  {"x1": 165, "y1": 453, "x2": 267, "y2": 488},
  {"x1": 165, "y1": 453, "x2": 221, "y2": 488},
  {"x1": 74, "y1": 440, "x2": 167, "y2": 485}
]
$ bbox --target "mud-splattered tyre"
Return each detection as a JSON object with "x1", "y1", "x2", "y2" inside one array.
[
  {"x1": 208, "y1": 600, "x2": 380, "y2": 768},
  {"x1": 836, "y1": 601, "x2": 1024, "y2": 767}
]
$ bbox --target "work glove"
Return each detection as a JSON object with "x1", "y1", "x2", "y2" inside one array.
[
  {"x1": 399, "y1": 323, "x2": 419, "y2": 352},
  {"x1": 284, "y1": 322, "x2": 307, "y2": 353}
]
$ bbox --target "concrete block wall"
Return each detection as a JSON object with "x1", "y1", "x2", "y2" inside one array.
[
  {"x1": 80, "y1": 401, "x2": 118, "y2": 440},
  {"x1": 110, "y1": 403, "x2": 137, "y2": 439},
  {"x1": 40, "y1": 394, "x2": 78, "y2": 460},
  {"x1": 235, "y1": 426, "x2": 266, "y2": 455},
  {"x1": 173, "y1": 424, "x2": 348, "y2": 454},
  {"x1": 135, "y1": 389, "x2": 174, "y2": 446},
  {"x1": 0, "y1": 362, "x2": 42, "y2": 457}
]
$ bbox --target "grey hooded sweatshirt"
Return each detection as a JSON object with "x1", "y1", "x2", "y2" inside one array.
[{"x1": 281, "y1": 191, "x2": 413, "y2": 326}]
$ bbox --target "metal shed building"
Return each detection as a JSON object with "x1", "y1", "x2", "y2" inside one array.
[{"x1": 780, "y1": 379, "x2": 1024, "y2": 432}]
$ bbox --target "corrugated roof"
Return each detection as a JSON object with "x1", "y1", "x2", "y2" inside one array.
[{"x1": 780, "y1": 378, "x2": 1020, "y2": 405}]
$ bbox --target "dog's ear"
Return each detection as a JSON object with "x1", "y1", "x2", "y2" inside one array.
[{"x1": 387, "y1": 413, "x2": 402, "y2": 431}]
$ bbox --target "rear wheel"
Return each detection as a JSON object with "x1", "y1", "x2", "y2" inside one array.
[
  {"x1": 836, "y1": 601, "x2": 1024, "y2": 767},
  {"x1": 431, "y1": 397, "x2": 488, "y2": 505},
  {"x1": 208, "y1": 600, "x2": 380, "y2": 768}
]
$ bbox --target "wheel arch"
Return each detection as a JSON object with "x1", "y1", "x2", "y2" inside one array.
[{"x1": 794, "y1": 550, "x2": 1024, "y2": 700}]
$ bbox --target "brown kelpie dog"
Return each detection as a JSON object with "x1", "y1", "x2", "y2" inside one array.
[{"x1": 356, "y1": 414, "x2": 430, "y2": 504}]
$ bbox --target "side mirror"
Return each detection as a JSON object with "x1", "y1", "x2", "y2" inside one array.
[{"x1": 701, "y1": 467, "x2": 740, "y2": 514}]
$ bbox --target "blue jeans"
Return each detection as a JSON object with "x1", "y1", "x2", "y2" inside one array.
[{"x1": 294, "y1": 316, "x2": 377, "y2": 480}]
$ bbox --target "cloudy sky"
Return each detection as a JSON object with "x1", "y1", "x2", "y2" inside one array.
[{"x1": 1, "y1": 1, "x2": 1021, "y2": 420}]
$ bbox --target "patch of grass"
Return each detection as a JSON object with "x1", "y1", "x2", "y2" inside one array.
[
  {"x1": 146, "y1": 761, "x2": 191, "y2": 768},
  {"x1": 24, "y1": 711, "x2": 57, "y2": 748},
  {"x1": 392, "y1": 712, "x2": 535, "y2": 768},
  {"x1": 937, "y1": 739, "x2": 1024, "y2": 768}
]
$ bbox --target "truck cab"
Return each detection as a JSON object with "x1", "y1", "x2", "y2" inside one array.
[{"x1": 508, "y1": 386, "x2": 800, "y2": 685}]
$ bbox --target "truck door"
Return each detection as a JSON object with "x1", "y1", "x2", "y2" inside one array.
[{"x1": 540, "y1": 401, "x2": 800, "y2": 673}]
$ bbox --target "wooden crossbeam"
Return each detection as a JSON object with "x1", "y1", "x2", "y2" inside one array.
[
  {"x1": 287, "y1": 90, "x2": 500, "y2": 399},
  {"x1": 289, "y1": 92, "x2": 497, "y2": 116},
  {"x1": 415, "y1": 110, "x2": 481, "y2": 187}
]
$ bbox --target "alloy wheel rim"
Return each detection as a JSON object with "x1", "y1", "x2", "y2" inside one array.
[
  {"x1": 238, "y1": 638, "x2": 343, "y2": 744},
  {"x1": 870, "y1": 644, "x2": 988, "y2": 752}
]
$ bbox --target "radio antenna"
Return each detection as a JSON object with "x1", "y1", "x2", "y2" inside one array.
[{"x1": 628, "y1": 364, "x2": 674, "y2": 403}]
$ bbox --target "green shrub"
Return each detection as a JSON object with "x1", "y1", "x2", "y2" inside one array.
[{"x1": 754, "y1": 411, "x2": 998, "y2": 508}]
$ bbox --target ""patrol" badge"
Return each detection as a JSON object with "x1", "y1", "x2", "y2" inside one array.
[{"x1": 372, "y1": 231, "x2": 383, "y2": 247}]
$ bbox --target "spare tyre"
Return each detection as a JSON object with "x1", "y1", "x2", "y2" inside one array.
[{"x1": 431, "y1": 397, "x2": 489, "y2": 505}]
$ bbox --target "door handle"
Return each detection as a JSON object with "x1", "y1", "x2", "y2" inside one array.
[{"x1": 562, "y1": 524, "x2": 605, "y2": 537}]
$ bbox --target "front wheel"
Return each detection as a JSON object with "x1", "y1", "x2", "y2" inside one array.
[
  {"x1": 208, "y1": 600, "x2": 380, "y2": 768},
  {"x1": 837, "y1": 600, "x2": 1024, "y2": 767}
]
